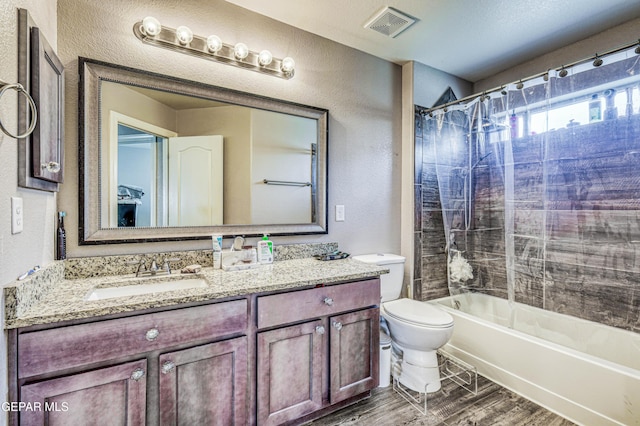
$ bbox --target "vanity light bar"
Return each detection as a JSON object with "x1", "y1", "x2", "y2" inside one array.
[{"x1": 133, "y1": 17, "x2": 295, "y2": 80}]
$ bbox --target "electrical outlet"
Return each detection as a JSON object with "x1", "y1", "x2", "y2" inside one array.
[
  {"x1": 335, "y1": 204, "x2": 345, "y2": 222},
  {"x1": 11, "y1": 197, "x2": 23, "y2": 234}
]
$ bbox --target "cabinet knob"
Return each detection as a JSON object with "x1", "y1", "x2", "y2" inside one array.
[
  {"x1": 145, "y1": 328, "x2": 160, "y2": 341},
  {"x1": 315, "y1": 325, "x2": 325, "y2": 335},
  {"x1": 323, "y1": 297, "x2": 334, "y2": 306},
  {"x1": 161, "y1": 361, "x2": 176, "y2": 374},
  {"x1": 130, "y1": 368, "x2": 145, "y2": 381},
  {"x1": 332, "y1": 321, "x2": 343, "y2": 331}
]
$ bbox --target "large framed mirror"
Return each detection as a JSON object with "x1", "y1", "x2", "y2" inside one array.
[{"x1": 79, "y1": 58, "x2": 328, "y2": 244}]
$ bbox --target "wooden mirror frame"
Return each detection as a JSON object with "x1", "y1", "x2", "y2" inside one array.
[{"x1": 79, "y1": 58, "x2": 328, "y2": 244}]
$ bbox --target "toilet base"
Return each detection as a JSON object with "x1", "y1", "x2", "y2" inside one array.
[{"x1": 393, "y1": 347, "x2": 442, "y2": 393}]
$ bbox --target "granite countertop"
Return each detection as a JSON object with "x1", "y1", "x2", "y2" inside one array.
[{"x1": 5, "y1": 258, "x2": 387, "y2": 329}]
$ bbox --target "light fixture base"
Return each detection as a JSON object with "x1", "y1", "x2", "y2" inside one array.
[{"x1": 133, "y1": 21, "x2": 294, "y2": 79}]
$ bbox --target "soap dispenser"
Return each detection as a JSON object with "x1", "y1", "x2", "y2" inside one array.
[
  {"x1": 57, "y1": 212, "x2": 66, "y2": 260},
  {"x1": 257, "y1": 234, "x2": 273, "y2": 264}
]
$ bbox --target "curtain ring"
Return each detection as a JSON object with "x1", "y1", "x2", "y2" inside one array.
[{"x1": 0, "y1": 82, "x2": 38, "y2": 139}]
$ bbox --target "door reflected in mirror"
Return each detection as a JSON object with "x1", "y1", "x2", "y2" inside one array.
[{"x1": 115, "y1": 124, "x2": 224, "y2": 228}]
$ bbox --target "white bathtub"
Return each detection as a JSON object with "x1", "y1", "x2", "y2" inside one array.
[{"x1": 431, "y1": 293, "x2": 640, "y2": 426}]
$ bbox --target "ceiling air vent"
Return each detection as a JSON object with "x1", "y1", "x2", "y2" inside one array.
[{"x1": 364, "y1": 6, "x2": 416, "y2": 38}]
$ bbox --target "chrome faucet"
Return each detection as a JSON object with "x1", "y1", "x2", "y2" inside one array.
[
  {"x1": 129, "y1": 258, "x2": 178, "y2": 277},
  {"x1": 149, "y1": 258, "x2": 159, "y2": 273}
]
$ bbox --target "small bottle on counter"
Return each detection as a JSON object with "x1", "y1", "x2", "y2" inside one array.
[
  {"x1": 57, "y1": 212, "x2": 66, "y2": 260},
  {"x1": 212, "y1": 234, "x2": 222, "y2": 268},
  {"x1": 257, "y1": 234, "x2": 274, "y2": 264}
]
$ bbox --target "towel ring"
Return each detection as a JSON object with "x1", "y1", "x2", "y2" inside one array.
[{"x1": 0, "y1": 82, "x2": 38, "y2": 139}]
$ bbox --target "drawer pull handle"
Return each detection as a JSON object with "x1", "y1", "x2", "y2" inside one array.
[
  {"x1": 130, "y1": 368, "x2": 145, "y2": 381},
  {"x1": 145, "y1": 328, "x2": 160, "y2": 341},
  {"x1": 161, "y1": 361, "x2": 176, "y2": 374},
  {"x1": 323, "y1": 297, "x2": 334, "y2": 306},
  {"x1": 332, "y1": 321, "x2": 343, "y2": 331},
  {"x1": 315, "y1": 325, "x2": 325, "y2": 335}
]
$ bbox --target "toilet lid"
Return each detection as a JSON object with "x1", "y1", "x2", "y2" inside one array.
[{"x1": 384, "y1": 299, "x2": 454, "y2": 328}]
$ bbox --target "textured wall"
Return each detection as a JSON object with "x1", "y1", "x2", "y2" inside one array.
[
  {"x1": 57, "y1": 0, "x2": 402, "y2": 257},
  {"x1": 0, "y1": 3, "x2": 58, "y2": 288},
  {"x1": 0, "y1": 0, "x2": 58, "y2": 418},
  {"x1": 474, "y1": 17, "x2": 640, "y2": 92}
]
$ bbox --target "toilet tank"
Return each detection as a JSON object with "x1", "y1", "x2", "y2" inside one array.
[{"x1": 352, "y1": 254, "x2": 405, "y2": 302}]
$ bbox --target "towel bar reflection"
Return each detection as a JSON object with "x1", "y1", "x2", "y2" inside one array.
[
  {"x1": 263, "y1": 179, "x2": 312, "y2": 187},
  {"x1": 0, "y1": 81, "x2": 37, "y2": 139}
]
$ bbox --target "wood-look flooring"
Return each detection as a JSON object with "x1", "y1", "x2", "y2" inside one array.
[{"x1": 307, "y1": 375, "x2": 576, "y2": 426}]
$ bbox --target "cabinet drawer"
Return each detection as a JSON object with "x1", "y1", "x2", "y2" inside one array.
[
  {"x1": 18, "y1": 299, "x2": 247, "y2": 378},
  {"x1": 257, "y1": 279, "x2": 380, "y2": 329}
]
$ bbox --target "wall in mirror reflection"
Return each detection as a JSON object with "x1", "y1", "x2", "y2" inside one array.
[{"x1": 100, "y1": 81, "x2": 317, "y2": 228}]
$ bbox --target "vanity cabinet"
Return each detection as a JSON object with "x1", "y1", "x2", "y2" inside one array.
[
  {"x1": 256, "y1": 279, "x2": 380, "y2": 425},
  {"x1": 9, "y1": 276, "x2": 382, "y2": 425},
  {"x1": 12, "y1": 300, "x2": 248, "y2": 425}
]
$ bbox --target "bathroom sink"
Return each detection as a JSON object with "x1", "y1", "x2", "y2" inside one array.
[{"x1": 85, "y1": 277, "x2": 209, "y2": 301}]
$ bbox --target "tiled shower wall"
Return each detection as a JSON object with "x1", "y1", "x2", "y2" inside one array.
[
  {"x1": 413, "y1": 112, "x2": 449, "y2": 302},
  {"x1": 414, "y1": 109, "x2": 640, "y2": 334}
]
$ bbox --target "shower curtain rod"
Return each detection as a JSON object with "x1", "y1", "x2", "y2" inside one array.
[{"x1": 419, "y1": 38, "x2": 640, "y2": 115}]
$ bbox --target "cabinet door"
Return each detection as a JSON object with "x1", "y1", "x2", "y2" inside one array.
[
  {"x1": 158, "y1": 337, "x2": 247, "y2": 426},
  {"x1": 329, "y1": 308, "x2": 380, "y2": 403},
  {"x1": 257, "y1": 320, "x2": 324, "y2": 426},
  {"x1": 20, "y1": 359, "x2": 146, "y2": 426}
]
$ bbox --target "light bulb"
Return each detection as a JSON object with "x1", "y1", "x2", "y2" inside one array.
[
  {"x1": 141, "y1": 16, "x2": 161, "y2": 37},
  {"x1": 207, "y1": 35, "x2": 222, "y2": 53},
  {"x1": 234, "y1": 43, "x2": 249, "y2": 60},
  {"x1": 281, "y1": 57, "x2": 295, "y2": 74},
  {"x1": 258, "y1": 50, "x2": 273, "y2": 66},
  {"x1": 176, "y1": 26, "x2": 193, "y2": 45}
]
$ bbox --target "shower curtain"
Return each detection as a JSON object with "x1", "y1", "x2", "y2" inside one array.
[{"x1": 422, "y1": 45, "x2": 640, "y2": 330}]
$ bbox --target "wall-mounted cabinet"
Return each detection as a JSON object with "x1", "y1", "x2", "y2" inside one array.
[{"x1": 17, "y1": 9, "x2": 64, "y2": 192}]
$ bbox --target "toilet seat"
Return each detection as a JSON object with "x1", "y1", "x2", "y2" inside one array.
[{"x1": 383, "y1": 298, "x2": 453, "y2": 328}]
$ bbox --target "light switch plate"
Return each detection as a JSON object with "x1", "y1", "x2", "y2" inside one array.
[
  {"x1": 335, "y1": 204, "x2": 345, "y2": 222},
  {"x1": 11, "y1": 197, "x2": 23, "y2": 234}
]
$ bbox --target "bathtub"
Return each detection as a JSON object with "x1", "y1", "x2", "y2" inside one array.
[{"x1": 431, "y1": 293, "x2": 640, "y2": 426}]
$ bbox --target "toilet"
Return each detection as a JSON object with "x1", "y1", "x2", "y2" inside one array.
[{"x1": 352, "y1": 253, "x2": 454, "y2": 393}]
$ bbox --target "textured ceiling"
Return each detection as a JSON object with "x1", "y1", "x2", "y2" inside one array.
[{"x1": 226, "y1": 0, "x2": 640, "y2": 82}]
